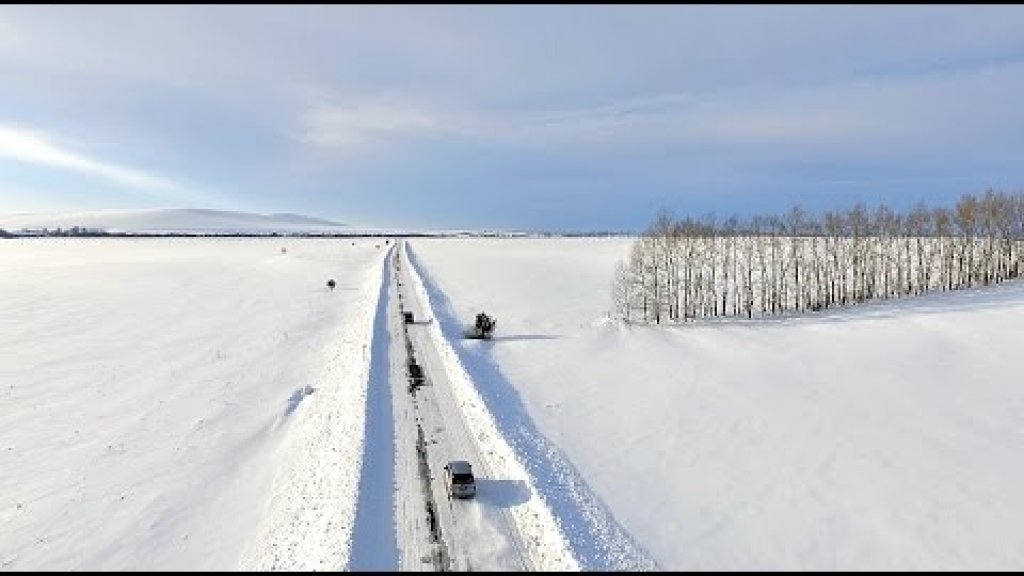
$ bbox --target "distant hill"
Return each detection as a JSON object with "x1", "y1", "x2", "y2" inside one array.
[{"x1": 0, "y1": 208, "x2": 350, "y2": 235}]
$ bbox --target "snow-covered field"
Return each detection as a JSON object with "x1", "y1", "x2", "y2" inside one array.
[
  {"x1": 4, "y1": 233, "x2": 1022, "y2": 571},
  {"x1": 0, "y1": 238, "x2": 386, "y2": 570},
  {"x1": 408, "y1": 237, "x2": 1024, "y2": 570}
]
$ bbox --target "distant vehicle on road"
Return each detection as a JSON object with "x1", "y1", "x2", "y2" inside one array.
[{"x1": 443, "y1": 460, "x2": 476, "y2": 499}]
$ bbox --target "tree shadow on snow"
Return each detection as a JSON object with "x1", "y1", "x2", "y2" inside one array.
[
  {"x1": 691, "y1": 277, "x2": 1024, "y2": 329},
  {"x1": 283, "y1": 385, "x2": 316, "y2": 418},
  {"x1": 405, "y1": 244, "x2": 658, "y2": 571}
]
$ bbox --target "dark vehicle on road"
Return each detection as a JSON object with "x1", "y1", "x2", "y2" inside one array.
[{"x1": 443, "y1": 460, "x2": 476, "y2": 499}]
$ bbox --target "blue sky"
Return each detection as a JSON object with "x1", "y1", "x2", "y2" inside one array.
[{"x1": 2, "y1": 5, "x2": 1024, "y2": 231}]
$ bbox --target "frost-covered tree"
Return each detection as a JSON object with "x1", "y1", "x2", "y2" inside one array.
[{"x1": 613, "y1": 191, "x2": 1024, "y2": 325}]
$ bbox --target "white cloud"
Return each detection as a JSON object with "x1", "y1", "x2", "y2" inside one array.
[
  {"x1": 296, "y1": 58, "x2": 1024, "y2": 165},
  {"x1": 0, "y1": 125, "x2": 177, "y2": 191},
  {"x1": 297, "y1": 104, "x2": 440, "y2": 149}
]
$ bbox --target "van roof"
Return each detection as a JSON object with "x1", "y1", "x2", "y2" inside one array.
[{"x1": 447, "y1": 460, "x2": 473, "y2": 474}]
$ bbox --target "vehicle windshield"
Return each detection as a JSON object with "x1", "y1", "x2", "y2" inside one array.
[{"x1": 452, "y1": 473, "x2": 474, "y2": 485}]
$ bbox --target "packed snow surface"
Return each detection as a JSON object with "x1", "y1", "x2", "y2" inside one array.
[
  {"x1": 0, "y1": 237, "x2": 386, "y2": 570},
  {"x1": 408, "y1": 237, "x2": 1024, "y2": 570}
]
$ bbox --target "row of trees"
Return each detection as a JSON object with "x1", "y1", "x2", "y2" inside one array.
[{"x1": 612, "y1": 190, "x2": 1024, "y2": 324}]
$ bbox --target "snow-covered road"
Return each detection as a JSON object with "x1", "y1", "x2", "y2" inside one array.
[{"x1": 386, "y1": 241, "x2": 578, "y2": 571}]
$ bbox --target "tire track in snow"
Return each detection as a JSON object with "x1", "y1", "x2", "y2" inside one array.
[
  {"x1": 385, "y1": 247, "x2": 453, "y2": 570},
  {"x1": 405, "y1": 242, "x2": 658, "y2": 571}
]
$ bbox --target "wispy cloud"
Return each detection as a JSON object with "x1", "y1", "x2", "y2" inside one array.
[
  {"x1": 297, "y1": 104, "x2": 439, "y2": 150},
  {"x1": 298, "y1": 58, "x2": 1024, "y2": 162},
  {"x1": 0, "y1": 125, "x2": 177, "y2": 191}
]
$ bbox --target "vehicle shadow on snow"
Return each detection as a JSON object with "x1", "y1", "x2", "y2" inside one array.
[
  {"x1": 483, "y1": 334, "x2": 560, "y2": 343},
  {"x1": 693, "y1": 277, "x2": 1024, "y2": 329},
  {"x1": 405, "y1": 244, "x2": 658, "y2": 571},
  {"x1": 474, "y1": 479, "x2": 531, "y2": 509}
]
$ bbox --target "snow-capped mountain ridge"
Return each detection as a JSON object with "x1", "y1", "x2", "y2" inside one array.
[{"x1": 0, "y1": 208, "x2": 347, "y2": 234}]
